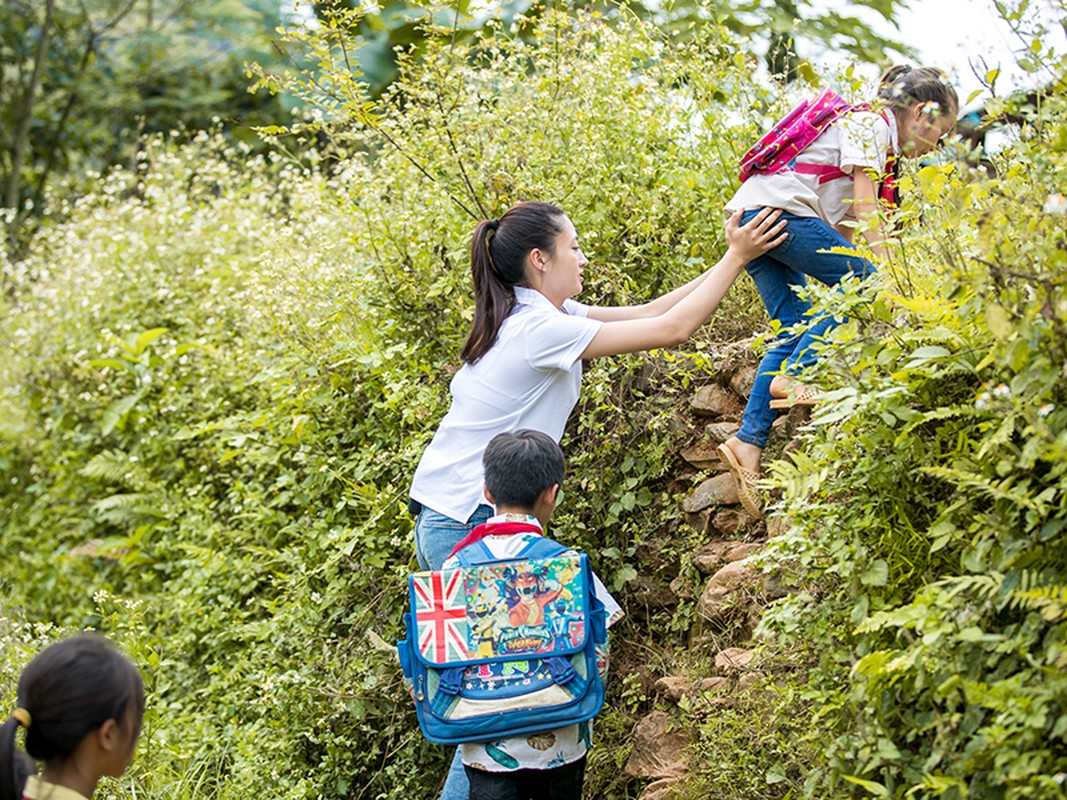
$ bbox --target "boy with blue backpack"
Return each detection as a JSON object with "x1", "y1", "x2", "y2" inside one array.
[{"x1": 399, "y1": 429, "x2": 623, "y2": 800}]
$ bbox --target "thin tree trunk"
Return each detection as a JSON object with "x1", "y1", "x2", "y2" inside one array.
[
  {"x1": 29, "y1": 25, "x2": 98, "y2": 218},
  {"x1": 5, "y1": 0, "x2": 55, "y2": 214}
]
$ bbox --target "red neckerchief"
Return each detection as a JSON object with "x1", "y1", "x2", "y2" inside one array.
[{"x1": 448, "y1": 521, "x2": 542, "y2": 559}]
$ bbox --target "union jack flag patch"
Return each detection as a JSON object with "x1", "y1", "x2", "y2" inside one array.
[{"x1": 413, "y1": 569, "x2": 469, "y2": 663}]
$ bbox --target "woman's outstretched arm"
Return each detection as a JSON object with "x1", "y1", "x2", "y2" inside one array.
[
  {"x1": 581, "y1": 208, "x2": 785, "y2": 359},
  {"x1": 588, "y1": 266, "x2": 716, "y2": 323}
]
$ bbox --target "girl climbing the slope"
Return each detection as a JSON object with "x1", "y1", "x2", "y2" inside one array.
[
  {"x1": 410, "y1": 201, "x2": 786, "y2": 572},
  {"x1": 717, "y1": 65, "x2": 959, "y2": 518}
]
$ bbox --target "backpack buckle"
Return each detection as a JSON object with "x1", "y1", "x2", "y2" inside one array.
[
  {"x1": 437, "y1": 666, "x2": 465, "y2": 695},
  {"x1": 546, "y1": 657, "x2": 576, "y2": 685}
]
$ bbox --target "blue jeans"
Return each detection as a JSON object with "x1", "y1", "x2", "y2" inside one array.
[
  {"x1": 737, "y1": 211, "x2": 875, "y2": 448},
  {"x1": 411, "y1": 502, "x2": 492, "y2": 800},
  {"x1": 413, "y1": 503, "x2": 493, "y2": 571}
]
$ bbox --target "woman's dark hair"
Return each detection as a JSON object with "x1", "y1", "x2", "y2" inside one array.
[
  {"x1": 461, "y1": 201, "x2": 568, "y2": 364},
  {"x1": 876, "y1": 65, "x2": 959, "y2": 122},
  {"x1": 0, "y1": 634, "x2": 145, "y2": 800}
]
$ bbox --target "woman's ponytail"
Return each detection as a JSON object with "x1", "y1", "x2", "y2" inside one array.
[
  {"x1": 461, "y1": 201, "x2": 567, "y2": 364},
  {"x1": 0, "y1": 635, "x2": 144, "y2": 800}
]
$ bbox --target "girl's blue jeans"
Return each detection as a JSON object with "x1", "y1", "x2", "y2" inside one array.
[
  {"x1": 411, "y1": 502, "x2": 492, "y2": 800},
  {"x1": 737, "y1": 210, "x2": 875, "y2": 449},
  {"x1": 413, "y1": 503, "x2": 493, "y2": 571}
]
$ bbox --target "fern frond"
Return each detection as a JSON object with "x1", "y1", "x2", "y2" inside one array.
[
  {"x1": 977, "y1": 414, "x2": 1021, "y2": 460},
  {"x1": 81, "y1": 449, "x2": 153, "y2": 490},
  {"x1": 934, "y1": 573, "x2": 1005, "y2": 604},
  {"x1": 91, "y1": 492, "x2": 165, "y2": 525},
  {"x1": 894, "y1": 404, "x2": 984, "y2": 439},
  {"x1": 1011, "y1": 582, "x2": 1067, "y2": 621},
  {"x1": 768, "y1": 449, "x2": 831, "y2": 501},
  {"x1": 920, "y1": 466, "x2": 1045, "y2": 511}
]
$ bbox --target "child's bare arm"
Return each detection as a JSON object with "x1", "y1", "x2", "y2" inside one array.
[{"x1": 853, "y1": 170, "x2": 888, "y2": 260}]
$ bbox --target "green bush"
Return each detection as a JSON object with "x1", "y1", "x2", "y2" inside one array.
[
  {"x1": 4, "y1": 3, "x2": 1064, "y2": 798},
  {"x1": 754, "y1": 66, "x2": 1067, "y2": 800},
  {"x1": 0, "y1": 9, "x2": 775, "y2": 798}
]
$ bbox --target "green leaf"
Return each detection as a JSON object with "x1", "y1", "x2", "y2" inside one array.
[
  {"x1": 861, "y1": 559, "x2": 889, "y2": 587},
  {"x1": 131, "y1": 327, "x2": 169, "y2": 356},
  {"x1": 101, "y1": 393, "x2": 142, "y2": 436},
  {"x1": 842, "y1": 775, "x2": 889, "y2": 797},
  {"x1": 985, "y1": 304, "x2": 1013, "y2": 341}
]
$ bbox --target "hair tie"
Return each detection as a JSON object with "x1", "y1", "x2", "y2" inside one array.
[
  {"x1": 12, "y1": 708, "x2": 31, "y2": 729},
  {"x1": 485, "y1": 224, "x2": 501, "y2": 277}
]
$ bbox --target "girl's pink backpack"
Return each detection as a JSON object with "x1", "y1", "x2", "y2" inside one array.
[{"x1": 738, "y1": 87, "x2": 853, "y2": 183}]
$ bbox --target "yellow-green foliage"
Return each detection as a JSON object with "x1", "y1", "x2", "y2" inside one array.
[
  {"x1": 0, "y1": 9, "x2": 774, "y2": 799},
  {"x1": 753, "y1": 79, "x2": 1067, "y2": 800},
  {"x1": 2, "y1": 3, "x2": 1065, "y2": 799}
]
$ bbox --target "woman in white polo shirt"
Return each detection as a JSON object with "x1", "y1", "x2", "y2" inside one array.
[{"x1": 409, "y1": 200, "x2": 785, "y2": 571}]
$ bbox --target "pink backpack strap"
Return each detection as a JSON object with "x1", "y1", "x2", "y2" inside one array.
[
  {"x1": 793, "y1": 108, "x2": 899, "y2": 202},
  {"x1": 794, "y1": 162, "x2": 849, "y2": 184}
]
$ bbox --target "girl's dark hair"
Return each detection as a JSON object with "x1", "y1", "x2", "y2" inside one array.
[
  {"x1": 461, "y1": 201, "x2": 567, "y2": 364},
  {"x1": 876, "y1": 65, "x2": 959, "y2": 121},
  {"x1": 0, "y1": 634, "x2": 145, "y2": 800}
]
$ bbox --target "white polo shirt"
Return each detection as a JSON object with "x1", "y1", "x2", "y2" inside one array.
[
  {"x1": 410, "y1": 287, "x2": 603, "y2": 523},
  {"x1": 727, "y1": 110, "x2": 897, "y2": 225}
]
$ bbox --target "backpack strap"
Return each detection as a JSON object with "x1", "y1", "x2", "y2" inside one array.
[
  {"x1": 793, "y1": 162, "x2": 850, "y2": 184},
  {"x1": 453, "y1": 540, "x2": 496, "y2": 568},
  {"x1": 516, "y1": 536, "x2": 570, "y2": 560},
  {"x1": 429, "y1": 667, "x2": 466, "y2": 714},
  {"x1": 792, "y1": 108, "x2": 898, "y2": 208}
]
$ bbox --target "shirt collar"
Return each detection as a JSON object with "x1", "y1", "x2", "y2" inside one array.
[
  {"x1": 23, "y1": 776, "x2": 91, "y2": 800},
  {"x1": 884, "y1": 108, "x2": 899, "y2": 154},
  {"x1": 486, "y1": 512, "x2": 542, "y2": 529},
  {"x1": 514, "y1": 286, "x2": 567, "y2": 313}
]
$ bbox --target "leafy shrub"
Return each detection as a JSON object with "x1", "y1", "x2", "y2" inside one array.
[
  {"x1": 755, "y1": 48, "x2": 1067, "y2": 800},
  {"x1": 0, "y1": 8, "x2": 778, "y2": 798}
]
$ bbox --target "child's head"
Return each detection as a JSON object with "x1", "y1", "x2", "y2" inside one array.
[
  {"x1": 1, "y1": 634, "x2": 145, "y2": 800},
  {"x1": 876, "y1": 65, "x2": 959, "y2": 158},
  {"x1": 483, "y1": 429, "x2": 566, "y2": 519}
]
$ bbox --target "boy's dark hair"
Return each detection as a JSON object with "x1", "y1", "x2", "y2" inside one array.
[
  {"x1": 0, "y1": 634, "x2": 145, "y2": 800},
  {"x1": 483, "y1": 429, "x2": 565, "y2": 510}
]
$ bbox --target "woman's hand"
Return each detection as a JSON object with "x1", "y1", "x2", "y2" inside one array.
[{"x1": 725, "y1": 208, "x2": 787, "y2": 263}]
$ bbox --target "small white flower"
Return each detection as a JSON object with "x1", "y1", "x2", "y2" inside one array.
[
  {"x1": 1038, "y1": 403, "x2": 1054, "y2": 417},
  {"x1": 1043, "y1": 194, "x2": 1067, "y2": 214}
]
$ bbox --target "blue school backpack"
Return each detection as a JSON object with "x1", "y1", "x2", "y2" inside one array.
[{"x1": 397, "y1": 535, "x2": 608, "y2": 744}]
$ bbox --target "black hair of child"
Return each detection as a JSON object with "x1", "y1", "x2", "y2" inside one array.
[
  {"x1": 0, "y1": 634, "x2": 145, "y2": 800},
  {"x1": 483, "y1": 429, "x2": 566, "y2": 509}
]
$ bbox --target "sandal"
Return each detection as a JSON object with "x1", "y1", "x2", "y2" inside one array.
[
  {"x1": 769, "y1": 383, "x2": 821, "y2": 409},
  {"x1": 717, "y1": 443, "x2": 763, "y2": 519}
]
